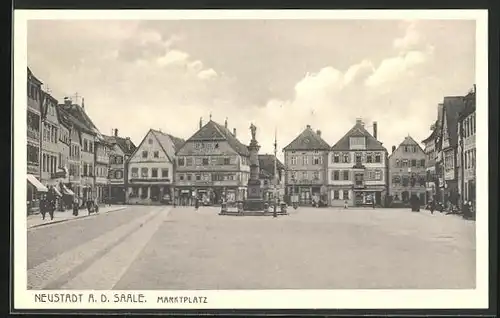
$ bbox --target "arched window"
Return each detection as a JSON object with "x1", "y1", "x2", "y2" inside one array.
[{"x1": 115, "y1": 170, "x2": 123, "y2": 179}]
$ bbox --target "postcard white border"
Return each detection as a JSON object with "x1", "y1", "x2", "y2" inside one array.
[{"x1": 13, "y1": 9, "x2": 489, "y2": 310}]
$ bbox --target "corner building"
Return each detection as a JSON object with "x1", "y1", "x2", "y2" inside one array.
[{"x1": 328, "y1": 119, "x2": 388, "y2": 207}]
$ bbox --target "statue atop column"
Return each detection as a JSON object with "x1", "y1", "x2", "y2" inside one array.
[{"x1": 250, "y1": 123, "x2": 257, "y2": 141}]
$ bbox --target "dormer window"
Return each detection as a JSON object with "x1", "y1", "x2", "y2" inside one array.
[{"x1": 349, "y1": 137, "x2": 366, "y2": 150}]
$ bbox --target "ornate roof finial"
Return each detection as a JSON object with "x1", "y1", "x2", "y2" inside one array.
[{"x1": 209, "y1": 112, "x2": 212, "y2": 121}]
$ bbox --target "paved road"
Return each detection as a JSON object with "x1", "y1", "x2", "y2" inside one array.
[{"x1": 27, "y1": 205, "x2": 476, "y2": 290}]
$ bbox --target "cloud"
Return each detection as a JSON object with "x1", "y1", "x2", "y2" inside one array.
[
  {"x1": 157, "y1": 49, "x2": 190, "y2": 66},
  {"x1": 393, "y1": 21, "x2": 422, "y2": 51},
  {"x1": 197, "y1": 68, "x2": 218, "y2": 80}
]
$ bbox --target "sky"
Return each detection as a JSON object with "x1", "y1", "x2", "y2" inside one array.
[{"x1": 27, "y1": 19, "x2": 475, "y2": 160}]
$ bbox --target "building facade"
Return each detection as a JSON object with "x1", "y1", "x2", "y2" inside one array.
[
  {"x1": 436, "y1": 96, "x2": 465, "y2": 206},
  {"x1": 421, "y1": 104, "x2": 444, "y2": 204},
  {"x1": 328, "y1": 119, "x2": 388, "y2": 207},
  {"x1": 457, "y1": 87, "x2": 476, "y2": 206},
  {"x1": 127, "y1": 129, "x2": 184, "y2": 205},
  {"x1": 104, "y1": 129, "x2": 136, "y2": 204},
  {"x1": 258, "y1": 154, "x2": 285, "y2": 201},
  {"x1": 94, "y1": 138, "x2": 112, "y2": 203},
  {"x1": 283, "y1": 125, "x2": 330, "y2": 206},
  {"x1": 26, "y1": 68, "x2": 47, "y2": 213},
  {"x1": 40, "y1": 92, "x2": 61, "y2": 188},
  {"x1": 388, "y1": 136, "x2": 427, "y2": 205},
  {"x1": 175, "y1": 119, "x2": 249, "y2": 205}
]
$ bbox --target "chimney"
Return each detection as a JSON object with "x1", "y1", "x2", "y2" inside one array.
[
  {"x1": 63, "y1": 97, "x2": 72, "y2": 106},
  {"x1": 306, "y1": 124, "x2": 311, "y2": 129},
  {"x1": 392, "y1": 145, "x2": 396, "y2": 153},
  {"x1": 316, "y1": 130, "x2": 321, "y2": 137},
  {"x1": 125, "y1": 137, "x2": 131, "y2": 150},
  {"x1": 233, "y1": 128, "x2": 237, "y2": 137},
  {"x1": 373, "y1": 121, "x2": 378, "y2": 139},
  {"x1": 199, "y1": 117, "x2": 203, "y2": 130},
  {"x1": 356, "y1": 118, "x2": 363, "y2": 126},
  {"x1": 114, "y1": 129, "x2": 118, "y2": 137},
  {"x1": 225, "y1": 118, "x2": 228, "y2": 128}
]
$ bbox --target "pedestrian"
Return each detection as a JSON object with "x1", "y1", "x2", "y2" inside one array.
[
  {"x1": 344, "y1": 199, "x2": 348, "y2": 209},
  {"x1": 40, "y1": 195, "x2": 47, "y2": 220},
  {"x1": 430, "y1": 199, "x2": 435, "y2": 214},
  {"x1": 194, "y1": 196, "x2": 199, "y2": 210},
  {"x1": 72, "y1": 197, "x2": 79, "y2": 216},
  {"x1": 372, "y1": 196, "x2": 376, "y2": 209}
]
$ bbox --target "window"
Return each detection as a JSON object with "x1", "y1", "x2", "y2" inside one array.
[
  {"x1": 349, "y1": 137, "x2": 366, "y2": 150},
  {"x1": 148, "y1": 138, "x2": 153, "y2": 144},
  {"x1": 343, "y1": 190, "x2": 349, "y2": 200},
  {"x1": 342, "y1": 153, "x2": 350, "y2": 163},
  {"x1": 402, "y1": 176, "x2": 409, "y2": 187},
  {"x1": 187, "y1": 174, "x2": 192, "y2": 181},
  {"x1": 179, "y1": 174, "x2": 184, "y2": 181},
  {"x1": 141, "y1": 168, "x2": 148, "y2": 178},
  {"x1": 195, "y1": 157, "x2": 202, "y2": 165},
  {"x1": 302, "y1": 156, "x2": 308, "y2": 165},
  {"x1": 313, "y1": 171, "x2": 319, "y2": 180},
  {"x1": 89, "y1": 164, "x2": 93, "y2": 176},
  {"x1": 333, "y1": 190, "x2": 339, "y2": 200},
  {"x1": 366, "y1": 153, "x2": 372, "y2": 163},
  {"x1": 290, "y1": 156, "x2": 297, "y2": 165},
  {"x1": 420, "y1": 159, "x2": 425, "y2": 167},
  {"x1": 343, "y1": 170, "x2": 349, "y2": 180},
  {"x1": 355, "y1": 153, "x2": 362, "y2": 164},
  {"x1": 404, "y1": 146, "x2": 408, "y2": 152},
  {"x1": 178, "y1": 157, "x2": 185, "y2": 166},
  {"x1": 131, "y1": 167, "x2": 138, "y2": 177},
  {"x1": 83, "y1": 164, "x2": 88, "y2": 176},
  {"x1": 151, "y1": 168, "x2": 158, "y2": 177},
  {"x1": 411, "y1": 159, "x2": 417, "y2": 167},
  {"x1": 375, "y1": 170, "x2": 381, "y2": 180},
  {"x1": 302, "y1": 171, "x2": 308, "y2": 180},
  {"x1": 333, "y1": 170, "x2": 340, "y2": 180},
  {"x1": 333, "y1": 153, "x2": 340, "y2": 163},
  {"x1": 224, "y1": 157, "x2": 231, "y2": 165},
  {"x1": 354, "y1": 173, "x2": 364, "y2": 186},
  {"x1": 161, "y1": 169, "x2": 169, "y2": 178},
  {"x1": 153, "y1": 151, "x2": 159, "y2": 158},
  {"x1": 313, "y1": 156, "x2": 321, "y2": 165},
  {"x1": 196, "y1": 174, "x2": 201, "y2": 181},
  {"x1": 202, "y1": 158, "x2": 209, "y2": 165},
  {"x1": 186, "y1": 157, "x2": 193, "y2": 166},
  {"x1": 375, "y1": 153, "x2": 381, "y2": 163},
  {"x1": 142, "y1": 151, "x2": 148, "y2": 158}
]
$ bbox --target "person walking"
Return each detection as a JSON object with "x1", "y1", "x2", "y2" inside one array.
[
  {"x1": 344, "y1": 199, "x2": 348, "y2": 209},
  {"x1": 194, "y1": 196, "x2": 199, "y2": 211},
  {"x1": 40, "y1": 194, "x2": 47, "y2": 220}
]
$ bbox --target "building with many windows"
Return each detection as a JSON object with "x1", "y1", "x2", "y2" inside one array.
[
  {"x1": 457, "y1": 86, "x2": 476, "y2": 206},
  {"x1": 40, "y1": 91, "x2": 62, "y2": 188},
  {"x1": 26, "y1": 68, "x2": 47, "y2": 213},
  {"x1": 104, "y1": 129, "x2": 136, "y2": 204},
  {"x1": 421, "y1": 103, "x2": 444, "y2": 204},
  {"x1": 127, "y1": 129, "x2": 184, "y2": 205},
  {"x1": 388, "y1": 136, "x2": 427, "y2": 206},
  {"x1": 328, "y1": 119, "x2": 388, "y2": 207},
  {"x1": 258, "y1": 154, "x2": 285, "y2": 201},
  {"x1": 174, "y1": 118, "x2": 249, "y2": 205},
  {"x1": 94, "y1": 138, "x2": 112, "y2": 203},
  {"x1": 436, "y1": 96, "x2": 465, "y2": 206},
  {"x1": 283, "y1": 125, "x2": 330, "y2": 206}
]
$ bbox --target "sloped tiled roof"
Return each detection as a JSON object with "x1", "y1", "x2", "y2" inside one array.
[
  {"x1": 151, "y1": 129, "x2": 185, "y2": 161},
  {"x1": 441, "y1": 96, "x2": 466, "y2": 149},
  {"x1": 422, "y1": 120, "x2": 438, "y2": 143},
  {"x1": 183, "y1": 120, "x2": 250, "y2": 156},
  {"x1": 167, "y1": 134, "x2": 186, "y2": 152},
  {"x1": 459, "y1": 91, "x2": 476, "y2": 121},
  {"x1": 27, "y1": 67, "x2": 43, "y2": 85},
  {"x1": 60, "y1": 103, "x2": 103, "y2": 139},
  {"x1": 56, "y1": 105, "x2": 94, "y2": 135},
  {"x1": 103, "y1": 135, "x2": 137, "y2": 155},
  {"x1": 390, "y1": 136, "x2": 425, "y2": 157},
  {"x1": 283, "y1": 125, "x2": 330, "y2": 151},
  {"x1": 331, "y1": 121, "x2": 386, "y2": 151},
  {"x1": 258, "y1": 154, "x2": 285, "y2": 178}
]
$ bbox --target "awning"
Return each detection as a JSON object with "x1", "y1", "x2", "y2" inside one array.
[
  {"x1": 52, "y1": 187, "x2": 62, "y2": 197},
  {"x1": 62, "y1": 184, "x2": 75, "y2": 196},
  {"x1": 27, "y1": 174, "x2": 48, "y2": 192}
]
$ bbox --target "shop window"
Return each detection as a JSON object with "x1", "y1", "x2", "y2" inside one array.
[
  {"x1": 151, "y1": 168, "x2": 158, "y2": 178},
  {"x1": 342, "y1": 190, "x2": 349, "y2": 199},
  {"x1": 333, "y1": 190, "x2": 339, "y2": 200}
]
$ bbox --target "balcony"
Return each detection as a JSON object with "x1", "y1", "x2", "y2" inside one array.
[{"x1": 129, "y1": 177, "x2": 171, "y2": 183}]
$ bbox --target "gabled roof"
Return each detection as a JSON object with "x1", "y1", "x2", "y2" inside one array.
[
  {"x1": 60, "y1": 102, "x2": 103, "y2": 139},
  {"x1": 56, "y1": 105, "x2": 94, "y2": 135},
  {"x1": 459, "y1": 90, "x2": 476, "y2": 121},
  {"x1": 331, "y1": 121, "x2": 386, "y2": 151},
  {"x1": 41, "y1": 91, "x2": 58, "y2": 119},
  {"x1": 283, "y1": 125, "x2": 330, "y2": 151},
  {"x1": 151, "y1": 129, "x2": 185, "y2": 160},
  {"x1": 389, "y1": 136, "x2": 425, "y2": 158},
  {"x1": 103, "y1": 135, "x2": 137, "y2": 155},
  {"x1": 421, "y1": 120, "x2": 438, "y2": 144},
  {"x1": 27, "y1": 67, "x2": 43, "y2": 85},
  {"x1": 258, "y1": 154, "x2": 285, "y2": 178},
  {"x1": 440, "y1": 96, "x2": 465, "y2": 149},
  {"x1": 182, "y1": 120, "x2": 249, "y2": 156}
]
